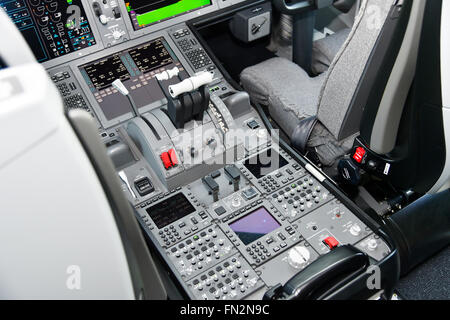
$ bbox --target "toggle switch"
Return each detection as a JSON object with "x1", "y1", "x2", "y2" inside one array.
[
  {"x1": 160, "y1": 152, "x2": 172, "y2": 170},
  {"x1": 168, "y1": 148, "x2": 178, "y2": 166}
]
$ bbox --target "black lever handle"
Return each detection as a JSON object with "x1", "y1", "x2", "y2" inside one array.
[
  {"x1": 263, "y1": 245, "x2": 370, "y2": 300},
  {"x1": 333, "y1": 0, "x2": 357, "y2": 13}
]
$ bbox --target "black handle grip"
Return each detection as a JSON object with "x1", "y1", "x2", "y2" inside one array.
[
  {"x1": 264, "y1": 245, "x2": 370, "y2": 300},
  {"x1": 272, "y1": 0, "x2": 314, "y2": 15}
]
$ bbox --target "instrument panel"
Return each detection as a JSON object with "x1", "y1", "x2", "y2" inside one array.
[
  {"x1": 125, "y1": 0, "x2": 213, "y2": 31},
  {"x1": 79, "y1": 37, "x2": 186, "y2": 121},
  {"x1": 0, "y1": 0, "x2": 97, "y2": 63},
  {"x1": 135, "y1": 145, "x2": 392, "y2": 300},
  {"x1": 5, "y1": 0, "x2": 395, "y2": 300}
]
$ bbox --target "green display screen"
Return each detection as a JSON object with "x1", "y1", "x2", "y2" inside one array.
[{"x1": 126, "y1": 0, "x2": 212, "y2": 30}]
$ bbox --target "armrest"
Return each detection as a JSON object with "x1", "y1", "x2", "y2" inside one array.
[{"x1": 291, "y1": 116, "x2": 318, "y2": 154}]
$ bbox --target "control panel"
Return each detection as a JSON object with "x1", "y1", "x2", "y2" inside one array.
[
  {"x1": 0, "y1": 0, "x2": 97, "y2": 63},
  {"x1": 89, "y1": 0, "x2": 130, "y2": 47},
  {"x1": 135, "y1": 143, "x2": 392, "y2": 300},
  {"x1": 168, "y1": 25, "x2": 217, "y2": 76},
  {"x1": 11, "y1": 0, "x2": 393, "y2": 300},
  {"x1": 47, "y1": 65, "x2": 101, "y2": 128}
]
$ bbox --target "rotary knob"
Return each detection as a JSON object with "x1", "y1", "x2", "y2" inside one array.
[
  {"x1": 350, "y1": 224, "x2": 362, "y2": 236},
  {"x1": 287, "y1": 246, "x2": 310, "y2": 269},
  {"x1": 99, "y1": 14, "x2": 108, "y2": 25},
  {"x1": 257, "y1": 129, "x2": 267, "y2": 138},
  {"x1": 231, "y1": 197, "x2": 241, "y2": 208},
  {"x1": 206, "y1": 137, "x2": 217, "y2": 150},
  {"x1": 367, "y1": 239, "x2": 378, "y2": 251},
  {"x1": 112, "y1": 29, "x2": 122, "y2": 40}
]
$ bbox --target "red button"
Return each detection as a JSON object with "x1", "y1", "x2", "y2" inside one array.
[
  {"x1": 168, "y1": 148, "x2": 178, "y2": 166},
  {"x1": 160, "y1": 152, "x2": 172, "y2": 170},
  {"x1": 323, "y1": 236, "x2": 339, "y2": 250},
  {"x1": 353, "y1": 147, "x2": 366, "y2": 163}
]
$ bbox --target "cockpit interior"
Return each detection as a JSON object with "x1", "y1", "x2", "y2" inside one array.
[{"x1": 0, "y1": 0, "x2": 449, "y2": 301}]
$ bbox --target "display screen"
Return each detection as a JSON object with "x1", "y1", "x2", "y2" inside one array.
[
  {"x1": 0, "y1": 0, "x2": 96, "y2": 63},
  {"x1": 229, "y1": 207, "x2": 281, "y2": 245},
  {"x1": 79, "y1": 37, "x2": 186, "y2": 121},
  {"x1": 129, "y1": 40, "x2": 173, "y2": 73},
  {"x1": 244, "y1": 149, "x2": 289, "y2": 179},
  {"x1": 146, "y1": 193, "x2": 196, "y2": 229},
  {"x1": 125, "y1": 0, "x2": 212, "y2": 30},
  {"x1": 83, "y1": 54, "x2": 131, "y2": 90}
]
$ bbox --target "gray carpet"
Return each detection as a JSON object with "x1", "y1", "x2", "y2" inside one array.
[{"x1": 396, "y1": 246, "x2": 450, "y2": 300}]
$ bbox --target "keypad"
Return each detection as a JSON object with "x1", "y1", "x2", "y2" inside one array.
[
  {"x1": 167, "y1": 227, "x2": 236, "y2": 280},
  {"x1": 246, "y1": 241, "x2": 272, "y2": 265},
  {"x1": 64, "y1": 94, "x2": 90, "y2": 111},
  {"x1": 271, "y1": 176, "x2": 332, "y2": 222},
  {"x1": 187, "y1": 255, "x2": 262, "y2": 300},
  {"x1": 185, "y1": 48, "x2": 212, "y2": 70},
  {"x1": 177, "y1": 38, "x2": 192, "y2": 52}
]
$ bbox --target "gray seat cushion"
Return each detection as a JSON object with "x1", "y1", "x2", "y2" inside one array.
[
  {"x1": 312, "y1": 28, "x2": 352, "y2": 75},
  {"x1": 240, "y1": 57, "x2": 326, "y2": 137}
]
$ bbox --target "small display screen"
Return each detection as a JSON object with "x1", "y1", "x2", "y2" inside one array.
[
  {"x1": 229, "y1": 207, "x2": 281, "y2": 245},
  {"x1": 83, "y1": 54, "x2": 131, "y2": 90},
  {"x1": 146, "y1": 193, "x2": 196, "y2": 229},
  {"x1": 244, "y1": 149, "x2": 289, "y2": 179},
  {"x1": 0, "y1": 0, "x2": 97, "y2": 63},
  {"x1": 129, "y1": 41, "x2": 173, "y2": 74},
  {"x1": 79, "y1": 37, "x2": 184, "y2": 122},
  {"x1": 125, "y1": 0, "x2": 212, "y2": 30}
]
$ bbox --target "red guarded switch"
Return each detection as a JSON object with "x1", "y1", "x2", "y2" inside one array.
[
  {"x1": 168, "y1": 148, "x2": 178, "y2": 166},
  {"x1": 353, "y1": 147, "x2": 366, "y2": 164},
  {"x1": 160, "y1": 152, "x2": 172, "y2": 170},
  {"x1": 323, "y1": 236, "x2": 339, "y2": 250}
]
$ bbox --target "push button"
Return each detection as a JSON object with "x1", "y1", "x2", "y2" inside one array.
[{"x1": 353, "y1": 147, "x2": 366, "y2": 164}]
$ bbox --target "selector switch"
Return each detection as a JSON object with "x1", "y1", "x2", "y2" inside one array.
[
  {"x1": 350, "y1": 224, "x2": 362, "y2": 236},
  {"x1": 367, "y1": 239, "x2": 378, "y2": 251},
  {"x1": 287, "y1": 246, "x2": 310, "y2": 269}
]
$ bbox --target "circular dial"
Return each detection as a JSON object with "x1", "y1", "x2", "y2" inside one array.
[{"x1": 287, "y1": 246, "x2": 311, "y2": 269}]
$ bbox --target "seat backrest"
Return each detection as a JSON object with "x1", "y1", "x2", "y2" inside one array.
[{"x1": 316, "y1": 0, "x2": 414, "y2": 141}]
